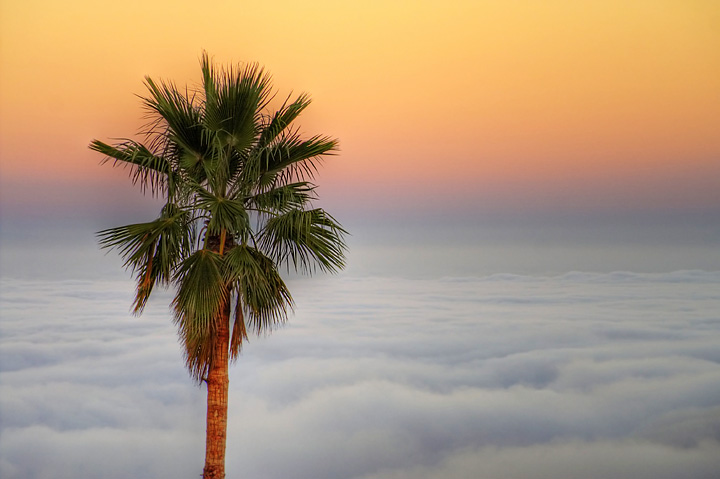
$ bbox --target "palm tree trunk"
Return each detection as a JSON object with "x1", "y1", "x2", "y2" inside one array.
[
  {"x1": 203, "y1": 303, "x2": 230, "y2": 478},
  {"x1": 203, "y1": 231, "x2": 236, "y2": 478}
]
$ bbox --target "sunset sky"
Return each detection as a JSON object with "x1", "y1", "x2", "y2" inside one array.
[{"x1": 1, "y1": 0, "x2": 719, "y2": 274}]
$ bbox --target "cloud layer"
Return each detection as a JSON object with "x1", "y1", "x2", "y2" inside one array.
[{"x1": 1, "y1": 271, "x2": 719, "y2": 478}]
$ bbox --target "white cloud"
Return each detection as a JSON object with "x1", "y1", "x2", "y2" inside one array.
[
  {"x1": 1, "y1": 272, "x2": 719, "y2": 478},
  {"x1": 354, "y1": 440, "x2": 720, "y2": 479}
]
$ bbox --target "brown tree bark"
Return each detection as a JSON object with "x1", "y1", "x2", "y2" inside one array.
[
  {"x1": 203, "y1": 302, "x2": 230, "y2": 479},
  {"x1": 203, "y1": 230, "x2": 234, "y2": 479}
]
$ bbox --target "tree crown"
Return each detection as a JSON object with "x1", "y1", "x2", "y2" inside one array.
[{"x1": 92, "y1": 53, "x2": 347, "y2": 380}]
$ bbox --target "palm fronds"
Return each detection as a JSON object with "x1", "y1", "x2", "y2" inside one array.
[
  {"x1": 92, "y1": 52, "x2": 346, "y2": 383},
  {"x1": 97, "y1": 203, "x2": 192, "y2": 313},
  {"x1": 260, "y1": 208, "x2": 347, "y2": 274}
]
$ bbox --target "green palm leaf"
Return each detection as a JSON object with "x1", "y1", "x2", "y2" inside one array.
[
  {"x1": 255, "y1": 93, "x2": 312, "y2": 149},
  {"x1": 142, "y1": 77, "x2": 210, "y2": 178},
  {"x1": 97, "y1": 203, "x2": 192, "y2": 313},
  {"x1": 172, "y1": 249, "x2": 228, "y2": 380},
  {"x1": 260, "y1": 208, "x2": 347, "y2": 274},
  {"x1": 202, "y1": 53, "x2": 273, "y2": 152},
  {"x1": 256, "y1": 133, "x2": 338, "y2": 187},
  {"x1": 248, "y1": 181, "x2": 316, "y2": 213},
  {"x1": 193, "y1": 183, "x2": 250, "y2": 238},
  {"x1": 90, "y1": 139, "x2": 173, "y2": 196},
  {"x1": 223, "y1": 245, "x2": 293, "y2": 335}
]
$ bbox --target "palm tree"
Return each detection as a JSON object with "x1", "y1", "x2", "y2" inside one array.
[{"x1": 90, "y1": 53, "x2": 346, "y2": 479}]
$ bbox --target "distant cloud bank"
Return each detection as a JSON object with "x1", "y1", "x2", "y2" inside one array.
[{"x1": 1, "y1": 272, "x2": 719, "y2": 478}]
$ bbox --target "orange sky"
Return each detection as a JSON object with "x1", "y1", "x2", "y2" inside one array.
[{"x1": 1, "y1": 0, "x2": 719, "y2": 219}]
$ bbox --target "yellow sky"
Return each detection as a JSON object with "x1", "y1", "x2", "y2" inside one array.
[{"x1": 1, "y1": 0, "x2": 719, "y2": 215}]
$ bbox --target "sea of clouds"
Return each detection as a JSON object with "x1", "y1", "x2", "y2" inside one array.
[{"x1": 1, "y1": 271, "x2": 720, "y2": 478}]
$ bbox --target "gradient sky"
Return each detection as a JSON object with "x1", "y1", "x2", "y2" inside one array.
[{"x1": 1, "y1": 0, "x2": 719, "y2": 275}]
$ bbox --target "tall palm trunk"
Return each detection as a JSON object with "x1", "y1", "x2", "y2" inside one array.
[
  {"x1": 204, "y1": 232, "x2": 233, "y2": 478},
  {"x1": 203, "y1": 300, "x2": 230, "y2": 479}
]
